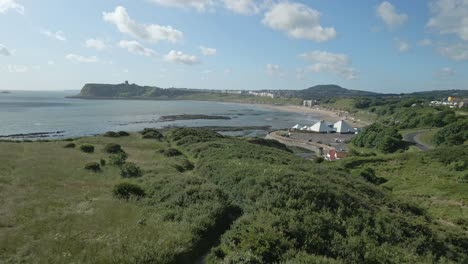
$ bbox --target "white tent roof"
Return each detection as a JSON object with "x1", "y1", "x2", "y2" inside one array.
[
  {"x1": 300, "y1": 126, "x2": 308, "y2": 130},
  {"x1": 292, "y1": 124, "x2": 301, "y2": 129},
  {"x1": 333, "y1": 120, "x2": 354, "y2": 133},
  {"x1": 310, "y1": 120, "x2": 330, "y2": 133}
]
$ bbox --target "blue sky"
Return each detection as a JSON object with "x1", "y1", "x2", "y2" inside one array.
[{"x1": 1, "y1": 0, "x2": 467, "y2": 93}]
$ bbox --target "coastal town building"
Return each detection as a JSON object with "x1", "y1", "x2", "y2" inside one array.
[
  {"x1": 333, "y1": 120, "x2": 354, "y2": 134},
  {"x1": 248, "y1": 91, "x2": 275, "y2": 98},
  {"x1": 309, "y1": 120, "x2": 332, "y2": 133}
]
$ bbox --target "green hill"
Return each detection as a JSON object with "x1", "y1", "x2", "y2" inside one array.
[{"x1": 0, "y1": 129, "x2": 466, "y2": 263}]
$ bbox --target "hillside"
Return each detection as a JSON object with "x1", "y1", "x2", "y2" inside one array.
[
  {"x1": 0, "y1": 129, "x2": 467, "y2": 263},
  {"x1": 76, "y1": 82, "x2": 202, "y2": 98},
  {"x1": 280, "y1": 84, "x2": 380, "y2": 99}
]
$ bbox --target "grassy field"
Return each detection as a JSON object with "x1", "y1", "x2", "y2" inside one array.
[
  {"x1": 1, "y1": 130, "x2": 467, "y2": 263},
  {"x1": 337, "y1": 146, "x2": 468, "y2": 233}
]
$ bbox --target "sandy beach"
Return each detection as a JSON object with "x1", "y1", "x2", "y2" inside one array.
[{"x1": 253, "y1": 103, "x2": 370, "y2": 128}]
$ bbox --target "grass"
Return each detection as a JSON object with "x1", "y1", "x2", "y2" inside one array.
[
  {"x1": 337, "y1": 147, "x2": 468, "y2": 232},
  {"x1": 1, "y1": 130, "x2": 467, "y2": 263},
  {"x1": 0, "y1": 134, "x2": 213, "y2": 263}
]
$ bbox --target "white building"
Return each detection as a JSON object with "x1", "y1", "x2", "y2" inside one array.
[
  {"x1": 333, "y1": 120, "x2": 354, "y2": 134},
  {"x1": 310, "y1": 120, "x2": 332, "y2": 133}
]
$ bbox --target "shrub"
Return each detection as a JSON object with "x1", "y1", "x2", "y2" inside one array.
[
  {"x1": 80, "y1": 144, "x2": 95, "y2": 153},
  {"x1": 172, "y1": 159, "x2": 195, "y2": 172},
  {"x1": 247, "y1": 138, "x2": 292, "y2": 153},
  {"x1": 100, "y1": 158, "x2": 106, "y2": 167},
  {"x1": 141, "y1": 128, "x2": 163, "y2": 140},
  {"x1": 120, "y1": 162, "x2": 142, "y2": 178},
  {"x1": 103, "y1": 131, "x2": 119, "y2": 137},
  {"x1": 314, "y1": 157, "x2": 325, "y2": 163},
  {"x1": 63, "y1": 138, "x2": 74, "y2": 142},
  {"x1": 161, "y1": 148, "x2": 182, "y2": 157},
  {"x1": 459, "y1": 174, "x2": 468, "y2": 183},
  {"x1": 118, "y1": 131, "x2": 130, "y2": 137},
  {"x1": 448, "y1": 161, "x2": 468, "y2": 172},
  {"x1": 84, "y1": 162, "x2": 100, "y2": 172},
  {"x1": 64, "y1": 143, "x2": 76, "y2": 148},
  {"x1": 113, "y1": 182, "x2": 145, "y2": 200},
  {"x1": 433, "y1": 119, "x2": 468, "y2": 146},
  {"x1": 104, "y1": 143, "x2": 123, "y2": 154},
  {"x1": 109, "y1": 151, "x2": 128, "y2": 166},
  {"x1": 352, "y1": 167, "x2": 387, "y2": 185}
]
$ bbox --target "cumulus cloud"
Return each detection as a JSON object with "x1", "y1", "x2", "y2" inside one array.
[
  {"x1": 262, "y1": 2, "x2": 336, "y2": 42},
  {"x1": 103, "y1": 6, "x2": 183, "y2": 43},
  {"x1": 223, "y1": 0, "x2": 260, "y2": 15},
  {"x1": 65, "y1": 54, "x2": 99, "y2": 63},
  {"x1": 376, "y1": 1, "x2": 408, "y2": 29},
  {"x1": 7, "y1": 64, "x2": 28, "y2": 73},
  {"x1": 84, "y1": 38, "x2": 107, "y2": 50},
  {"x1": 396, "y1": 39, "x2": 410, "y2": 52},
  {"x1": 0, "y1": 44, "x2": 11, "y2": 56},
  {"x1": 41, "y1": 30, "x2": 66, "y2": 41},
  {"x1": 300, "y1": 51, "x2": 357, "y2": 80},
  {"x1": 199, "y1": 46, "x2": 217, "y2": 56},
  {"x1": 164, "y1": 50, "x2": 199, "y2": 65},
  {"x1": 118, "y1": 40, "x2": 156, "y2": 57},
  {"x1": 149, "y1": 0, "x2": 216, "y2": 12},
  {"x1": 265, "y1": 63, "x2": 283, "y2": 76},
  {"x1": 0, "y1": 0, "x2": 24, "y2": 15},
  {"x1": 438, "y1": 43, "x2": 468, "y2": 61},
  {"x1": 427, "y1": 0, "x2": 468, "y2": 41}
]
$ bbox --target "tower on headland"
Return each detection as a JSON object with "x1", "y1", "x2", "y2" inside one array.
[{"x1": 124, "y1": 80, "x2": 129, "y2": 85}]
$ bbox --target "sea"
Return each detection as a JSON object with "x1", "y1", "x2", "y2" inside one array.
[{"x1": 0, "y1": 91, "x2": 322, "y2": 139}]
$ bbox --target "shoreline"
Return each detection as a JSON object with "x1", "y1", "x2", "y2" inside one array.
[{"x1": 69, "y1": 96, "x2": 370, "y2": 127}]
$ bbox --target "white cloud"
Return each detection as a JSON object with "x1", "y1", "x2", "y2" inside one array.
[
  {"x1": 65, "y1": 54, "x2": 99, "y2": 63},
  {"x1": 300, "y1": 50, "x2": 357, "y2": 80},
  {"x1": 223, "y1": 0, "x2": 259, "y2": 15},
  {"x1": 438, "y1": 43, "x2": 468, "y2": 61},
  {"x1": 47, "y1": 60, "x2": 55, "y2": 66},
  {"x1": 41, "y1": 30, "x2": 66, "y2": 41},
  {"x1": 437, "y1": 67, "x2": 454, "y2": 77},
  {"x1": 0, "y1": 0, "x2": 24, "y2": 15},
  {"x1": 84, "y1": 38, "x2": 107, "y2": 50},
  {"x1": 118, "y1": 40, "x2": 156, "y2": 57},
  {"x1": 376, "y1": 1, "x2": 408, "y2": 29},
  {"x1": 164, "y1": 50, "x2": 199, "y2": 65},
  {"x1": 265, "y1": 63, "x2": 282, "y2": 76},
  {"x1": 262, "y1": 2, "x2": 336, "y2": 42},
  {"x1": 418, "y1": 39, "x2": 432, "y2": 46},
  {"x1": 7, "y1": 64, "x2": 28, "y2": 73},
  {"x1": 0, "y1": 44, "x2": 11, "y2": 56},
  {"x1": 396, "y1": 39, "x2": 410, "y2": 52},
  {"x1": 149, "y1": 0, "x2": 216, "y2": 12},
  {"x1": 103, "y1": 6, "x2": 183, "y2": 43},
  {"x1": 427, "y1": 0, "x2": 468, "y2": 41},
  {"x1": 199, "y1": 46, "x2": 217, "y2": 56}
]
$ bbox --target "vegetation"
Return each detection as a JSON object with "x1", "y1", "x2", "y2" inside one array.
[
  {"x1": 104, "y1": 143, "x2": 123, "y2": 153},
  {"x1": 113, "y1": 182, "x2": 145, "y2": 200},
  {"x1": 433, "y1": 119, "x2": 468, "y2": 146},
  {"x1": 79, "y1": 144, "x2": 94, "y2": 153},
  {"x1": 141, "y1": 128, "x2": 164, "y2": 140},
  {"x1": 108, "y1": 151, "x2": 128, "y2": 166},
  {"x1": 1, "y1": 129, "x2": 467, "y2": 263},
  {"x1": 64, "y1": 142, "x2": 75, "y2": 148},
  {"x1": 120, "y1": 162, "x2": 142, "y2": 178},
  {"x1": 160, "y1": 148, "x2": 182, "y2": 157},
  {"x1": 247, "y1": 137, "x2": 292, "y2": 153},
  {"x1": 352, "y1": 123, "x2": 405, "y2": 153},
  {"x1": 84, "y1": 162, "x2": 100, "y2": 172},
  {"x1": 104, "y1": 131, "x2": 130, "y2": 137}
]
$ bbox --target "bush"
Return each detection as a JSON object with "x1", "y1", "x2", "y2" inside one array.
[
  {"x1": 314, "y1": 157, "x2": 325, "y2": 163},
  {"x1": 103, "y1": 131, "x2": 119, "y2": 137},
  {"x1": 84, "y1": 162, "x2": 100, "y2": 172},
  {"x1": 352, "y1": 167, "x2": 387, "y2": 185},
  {"x1": 109, "y1": 151, "x2": 128, "y2": 166},
  {"x1": 118, "y1": 131, "x2": 130, "y2": 137},
  {"x1": 104, "y1": 143, "x2": 123, "y2": 154},
  {"x1": 64, "y1": 143, "x2": 76, "y2": 148},
  {"x1": 172, "y1": 159, "x2": 195, "y2": 172},
  {"x1": 113, "y1": 182, "x2": 145, "y2": 200},
  {"x1": 459, "y1": 174, "x2": 468, "y2": 183},
  {"x1": 141, "y1": 128, "x2": 163, "y2": 140},
  {"x1": 161, "y1": 148, "x2": 182, "y2": 157},
  {"x1": 80, "y1": 144, "x2": 95, "y2": 153},
  {"x1": 247, "y1": 138, "x2": 292, "y2": 153},
  {"x1": 448, "y1": 161, "x2": 467, "y2": 172},
  {"x1": 120, "y1": 162, "x2": 142, "y2": 178},
  {"x1": 352, "y1": 123, "x2": 404, "y2": 153},
  {"x1": 100, "y1": 158, "x2": 106, "y2": 167},
  {"x1": 433, "y1": 119, "x2": 468, "y2": 146}
]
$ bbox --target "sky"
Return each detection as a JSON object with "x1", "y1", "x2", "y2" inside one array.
[{"x1": 1, "y1": 0, "x2": 468, "y2": 93}]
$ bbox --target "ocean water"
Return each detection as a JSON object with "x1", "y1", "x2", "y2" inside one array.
[{"x1": 0, "y1": 91, "x2": 322, "y2": 139}]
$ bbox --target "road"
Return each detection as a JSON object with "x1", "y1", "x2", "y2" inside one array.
[{"x1": 403, "y1": 131, "x2": 433, "y2": 151}]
